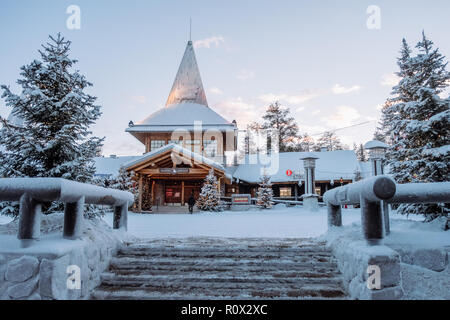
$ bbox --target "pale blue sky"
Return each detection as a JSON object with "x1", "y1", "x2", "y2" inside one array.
[{"x1": 1, "y1": 0, "x2": 449, "y2": 156}]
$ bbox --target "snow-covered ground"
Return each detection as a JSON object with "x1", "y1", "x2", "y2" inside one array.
[{"x1": 101, "y1": 205, "x2": 427, "y2": 239}]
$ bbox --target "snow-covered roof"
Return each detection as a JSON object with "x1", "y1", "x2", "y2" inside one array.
[
  {"x1": 94, "y1": 156, "x2": 140, "y2": 177},
  {"x1": 131, "y1": 102, "x2": 234, "y2": 127},
  {"x1": 94, "y1": 150, "x2": 364, "y2": 184},
  {"x1": 124, "y1": 143, "x2": 225, "y2": 172},
  {"x1": 232, "y1": 150, "x2": 360, "y2": 183},
  {"x1": 165, "y1": 41, "x2": 208, "y2": 107}
]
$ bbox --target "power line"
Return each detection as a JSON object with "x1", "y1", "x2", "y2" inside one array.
[{"x1": 308, "y1": 120, "x2": 375, "y2": 137}]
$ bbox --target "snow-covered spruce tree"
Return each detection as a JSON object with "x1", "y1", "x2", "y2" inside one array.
[
  {"x1": 382, "y1": 33, "x2": 450, "y2": 220},
  {"x1": 111, "y1": 166, "x2": 138, "y2": 209},
  {"x1": 261, "y1": 101, "x2": 299, "y2": 152},
  {"x1": 196, "y1": 169, "x2": 222, "y2": 212},
  {"x1": 256, "y1": 174, "x2": 274, "y2": 209},
  {"x1": 353, "y1": 143, "x2": 368, "y2": 162},
  {"x1": 0, "y1": 34, "x2": 104, "y2": 218},
  {"x1": 314, "y1": 131, "x2": 345, "y2": 151}
]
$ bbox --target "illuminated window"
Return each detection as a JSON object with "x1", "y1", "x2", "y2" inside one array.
[
  {"x1": 315, "y1": 187, "x2": 322, "y2": 196},
  {"x1": 279, "y1": 187, "x2": 292, "y2": 197},
  {"x1": 150, "y1": 140, "x2": 165, "y2": 151}
]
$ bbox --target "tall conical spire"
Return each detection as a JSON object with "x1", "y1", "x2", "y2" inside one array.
[{"x1": 165, "y1": 41, "x2": 208, "y2": 107}]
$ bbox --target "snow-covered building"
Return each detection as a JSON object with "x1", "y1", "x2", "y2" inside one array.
[{"x1": 94, "y1": 40, "x2": 367, "y2": 209}]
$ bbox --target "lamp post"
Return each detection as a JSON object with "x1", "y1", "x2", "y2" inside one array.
[
  {"x1": 364, "y1": 140, "x2": 390, "y2": 235},
  {"x1": 300, "y1": 153, "x2": 319, "y2": 211}
]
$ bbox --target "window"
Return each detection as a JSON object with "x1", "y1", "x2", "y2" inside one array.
[
  {"x1": 185, "y1": 140, "x2": 201, "y2": 153},
  {"x1": 315, "y1": 186, "x2": 322, "y2": 196},
  {"x1": 279, "y1": 187, "x2": 292, "y2": 198},
  {"x1": 150, "y1": 140, "x2": 165, "y2": 151},
  {"x1": 203, "y1": 140, "x2": 218, "y2": 157}
]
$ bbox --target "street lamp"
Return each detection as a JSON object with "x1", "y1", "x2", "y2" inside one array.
[
  {"x1": 300, "y1": 153, "x2": 319, "y2": 211},
  {"x1": 364, "y1": 140, "x2": 388, "y2": 176}
]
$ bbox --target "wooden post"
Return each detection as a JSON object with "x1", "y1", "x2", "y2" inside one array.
[
  {"x1": 152, "y1": 180, "x2": 155, "y2": 206},
  {"x1": 138, "y1": 174, "x2": 143, "y2": 213},
  {"x1": 181, "y1": 181, "x2": 185, "y2": 206}
]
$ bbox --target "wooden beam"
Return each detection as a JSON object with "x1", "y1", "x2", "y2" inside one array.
[
  {"x1": 138, "y1": 174, "x2": 143, "y2": 212},
  {"x1": 152, "y1": 180, "x2": 155, "y2": 206},
  {"x1": 181, "y1": 181, "x2": 185, "y2": 206},
  {"x1": 140, "y1": 168, "x2": 208, "y2": 175}
]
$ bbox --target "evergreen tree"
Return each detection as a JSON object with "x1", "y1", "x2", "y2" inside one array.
[
  {"x1": 111, "y1": 166, "x2": 139, "y2": 209},
  {"x1": 261, "y1": 101, "x2": 299, "y2": 152},
  {"x1": 354, "y1": 143, "x2": 368, "y2": 162},
  {"x1": 256, "y1": 174, "x2": 274, "y2": 209},
  {"x1": 298, "y1": 133, "x2": 315, "y2": 152},
  {"x1": 314, "y1": 131, "x2": 344, "y2": 151},
  {"x1": 0, "y1": 34, "x2": 104, "y2": 217},
  {"x1": 382, "y1": 33, "x2": 450, "y2": 220},
  {"x1": 243, "y1": 121, "x2": 263, "y2": 154},
  {"x1": 196, "y1": 169, "x2": 222, "y2": 211}
]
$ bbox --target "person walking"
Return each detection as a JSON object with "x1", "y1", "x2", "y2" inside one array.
[{"x1": 187, "y1": 193, "x2": 196, "y2": 214}]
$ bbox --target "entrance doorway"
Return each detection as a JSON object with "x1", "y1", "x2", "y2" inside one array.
[{"x1": 165, "y1": 185, "x2": 182, "y2": 204}]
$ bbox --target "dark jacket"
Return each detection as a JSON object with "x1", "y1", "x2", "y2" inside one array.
[{"x1": 187, "y1": 195, "x2": 196, "y2": 206}]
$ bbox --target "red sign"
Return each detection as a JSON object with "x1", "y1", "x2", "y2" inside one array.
[{"x1": 286, "y1": 169, "x2": 293, "y2": 176}]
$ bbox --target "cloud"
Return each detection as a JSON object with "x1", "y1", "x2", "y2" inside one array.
[
  {"x1": 131, "y1": 95, "x2": 147, "y2": 104},
  {"x1": 258, "y1": 89, "x2": 321, "y2": 105},
  {"x1": 236, "y1": 69, "x2": 255, "y2": 81},
  {"x1": 381, "y1": 73, "x2": 400, "y2": 87},
  {"x1": 331, "y1": 84, "x2": 362, "y2": 94},
  {"x1": 209, "y1": 87, "x2": 223, "y2": 95},
  {"x1": 214, "y1": 97, "x2": 261, "y2": 127},
  {"x1": 323, "y1": 105, "x2": 363, "y2": 127},
  {"x1": 194, "y1": 36, "x2": 225, "y2": 49}
]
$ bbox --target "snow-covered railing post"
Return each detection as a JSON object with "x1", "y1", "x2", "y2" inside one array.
[
  {"x1": 0, "y1": 178, "x2": 133, "y2": 247},
  {"x1": 323, "y1": 175, "x2": 396, "y2": 245},
  {"x1": 63, "y1": 197, "x2": 85, "y2": 239}
]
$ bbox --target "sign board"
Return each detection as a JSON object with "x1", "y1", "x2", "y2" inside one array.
[
  {"x1": 159, "y1": 168, "x2": 190, "y2": 174},
  {"x1": 231, "y1": 194, "x2": 251, "y2": 211},
  {"x1": 286, "y1": 169, "x2": 293, "y2": 176}
]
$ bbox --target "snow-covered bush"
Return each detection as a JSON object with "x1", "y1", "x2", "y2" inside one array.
[
  {"x1": 196, "y1": 169, "x2": 222, "y2": 212},
  {"x1": 0, "y1": 33, "x2": 104, "y2": 218},
  {"x1": 256, "y1": 174, "x2": 274, "y2": 209}
]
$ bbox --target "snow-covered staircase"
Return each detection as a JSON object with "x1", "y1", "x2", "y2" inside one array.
[{"x1": 91, "y1": 238, "x2": 348, "y2": 300}]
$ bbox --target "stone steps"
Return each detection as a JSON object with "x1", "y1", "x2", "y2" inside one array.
[{"x1": 92, "y1": 239, "x2": 348, "y2": 300}]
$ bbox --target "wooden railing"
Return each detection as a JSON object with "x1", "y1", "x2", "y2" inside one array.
[{"x1": 0, "y1": 178, "x2": 134, "y2": 247}]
